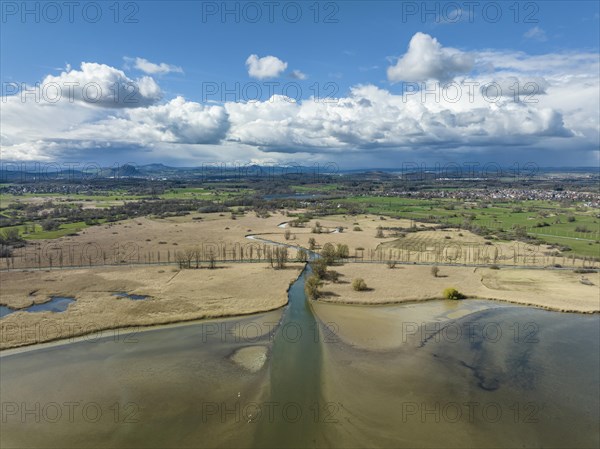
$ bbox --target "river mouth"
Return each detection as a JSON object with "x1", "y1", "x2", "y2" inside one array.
[{"x1": 1, "y1": 264, "x2": 598, "y2": 448}]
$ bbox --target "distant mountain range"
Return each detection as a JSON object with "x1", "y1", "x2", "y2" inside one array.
[{"x1": 0, "y1": 161, "x2": 598, "y2": 182}]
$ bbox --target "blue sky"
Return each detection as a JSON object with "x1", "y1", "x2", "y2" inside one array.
[{"x1": 1, "y1": 1, "x2": 599, "y2": 167}]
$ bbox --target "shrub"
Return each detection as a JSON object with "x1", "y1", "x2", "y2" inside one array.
[
  {"x1": 321, "y1": 243, "x2": 337, "y2": 264},
  {"x1": 327, "y1": 270, "x2": 340, "y2": 283},
  {"x1": 353, "y1": 226, "x2": 362, "y2": 231},
  {"x1": 305, "y1": 274, "x2": 322, "y2": 300},
  {"x1": 0, "y1": 245, "x2": 13, "y2": 258},
  {"x1": 41, "y1": 219, "x2": 60, "y2": 231},
  {"x1": 0, "y1": 228, "x2": 23, "y2": 245},
  {"x1": 335, "y1": 243, "x2": 349, "y2": 259},
  {"x1": 352, "y1": 278, "x2": 368, "y2": 291},
  {"x1": 443, "y1": 287, "x2": 466, "y2": 300},
  {"x1": 431, "y1": 266, "x2": 439, "y2": 277},
  {"x1": 310, "y1": 259, "x2": 328, "y2": 279}
]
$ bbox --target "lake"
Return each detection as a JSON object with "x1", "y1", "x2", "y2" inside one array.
[{"x1": 1, "y1": 268, "x2": 598, "y2": 448}]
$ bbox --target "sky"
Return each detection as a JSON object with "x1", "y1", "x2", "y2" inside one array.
[{"x1": 1, "y1": 0, "x2": 599, "y2": 168}]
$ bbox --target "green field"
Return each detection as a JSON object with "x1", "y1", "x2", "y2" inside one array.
[
  {"x1": 333, "y1": 196, "x2": 600, "y2": 258},
  {"x1": 0, "y1": 187, "x2": 251, "y2": 210},
  {"x1": 2, "y1": 221, "x2": 96, "y2": 240},
  {"x1": 0, "y1": 192, "x2": 143, "y2": 208},
  {"x1": 157, "y1": 187, "x2": 248, "y2": 200}
]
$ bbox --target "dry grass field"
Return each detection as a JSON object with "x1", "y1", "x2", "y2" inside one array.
[
  {"x1": 313, "y1": 264, "x2": 600, "y2": 313},
  {"x1": 265, "y1": 219, "x2": 596, "y2": 268},
  {"x1": 6, "y1": 211, "x2": 595, "y2": 270},
  {"x1": 0, "y1": 263, "x2": 303, "y2": 349},
  {"x1": 8, "y1": 212, "x2": 290, "y2": 269},
  {"x1": 2, "y1": 211, "x2": 597, "y2": 350}
]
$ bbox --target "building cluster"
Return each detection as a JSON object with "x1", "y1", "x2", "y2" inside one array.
[
  {"x1": 381, "y1": 188, "x2": 600, "y2": 208},
  {"x1": 1, "y1": 184, "x2": 97, "y2": 196}
]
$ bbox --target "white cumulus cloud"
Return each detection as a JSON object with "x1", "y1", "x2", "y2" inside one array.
[
  {"x1": 224, "y1": 84, "x2": 572, "y2": 154},
  {"x1": 122, "y1": 96, "x2": 229, "y2": 144},
  {"x1": 40, "y1": 62, "x2": 162, "y2": 108},
  {"x1": 1, "y1": 51, "x2": 597, "y2": 166},
  {"x1": 387, "y1": 32, "x2": 474, "y2": 83},
  {"x1": 246, "y1": 54, "x2": 288, "y2": 79}
]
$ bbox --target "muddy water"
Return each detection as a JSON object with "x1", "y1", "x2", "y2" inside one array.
[
  {"x1": 0, "y1": 311, "x2": 283, "y2": 448},
  {"x1": 1, "y1": 267, "x2": 598, "y2": 448},
  {"x1": 253, "y1": 263, "x2": 327, "y2": 448},
  {"x1": 313, "y1": 300, "x2": 600, "y2": 448}
]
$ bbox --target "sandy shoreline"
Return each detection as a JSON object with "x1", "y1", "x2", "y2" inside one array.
[
  {"x1": 312, "y1": 299, "x2": 600, "y2": 448},
  {"x1": 314, "y1": 264, "x2": 600, "y2": 314}
]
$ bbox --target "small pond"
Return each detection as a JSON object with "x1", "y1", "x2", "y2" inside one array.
[
  {"x1": 112, "y1": 292, "x2": 150, "y2": 300},
  {"x1": 1, "y1": 296, "x2": 76, "y2": 317}
]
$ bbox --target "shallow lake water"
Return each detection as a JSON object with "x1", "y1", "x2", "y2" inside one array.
[
  {"x1": 112, "y1": 292, "x2": 150, "y2": 300},
  {"x1": 314, "y1": 300, "x2": 600, "y2": 448},
  {"x1": 0, "y1": 296, "x2": 75, "y2": 317},
  {"x1": 1, "y1": 267, "x2": 598, "y2": 448},
  {"x1": 26, "y1": 296, "x2": 76, "y2": 313},
  {"x1": 0, "y1": 305, "x2": 15, "y2": 318}
]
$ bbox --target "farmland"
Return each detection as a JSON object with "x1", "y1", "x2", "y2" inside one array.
[{"x1": 331, "y1": 196, "x2": 600, "y2": 258}]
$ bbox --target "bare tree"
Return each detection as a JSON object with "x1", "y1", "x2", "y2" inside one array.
[
  {"x1": 296, "y1": 248, "x2": 308, "y2": 262},
  {"x1": 274, "y1": 246, "x2": 288, "y2": 269},
  {"x1": 208, "y1": 250, "x2": 216, "y2": 269},
  {"x1": 193, "y1": 246, "x2": 202, "y2": 269}
]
